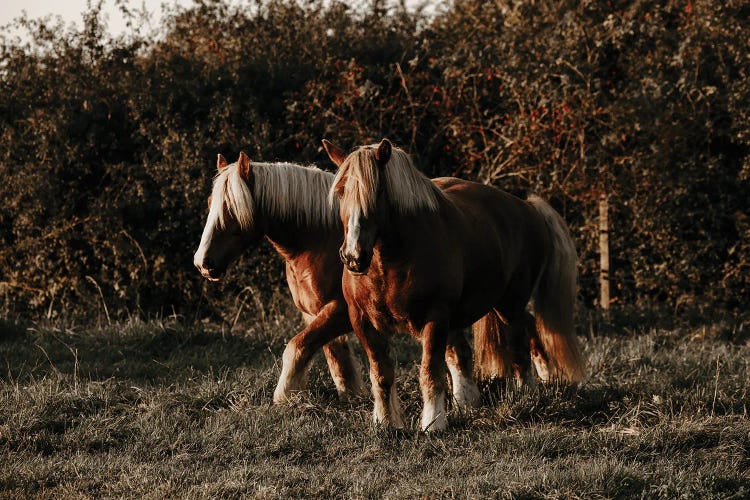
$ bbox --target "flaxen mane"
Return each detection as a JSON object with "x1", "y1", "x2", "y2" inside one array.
[
  {"x1": 211, "y1": 161, "x2": 339, "y2": 230},
  {"x1": 329, "y1": 144, "x2": 443, "y2": 216}
]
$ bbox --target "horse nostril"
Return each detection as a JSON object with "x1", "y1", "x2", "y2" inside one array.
[
  {"x1": 203, "y1": 257, "x2": 216, "y2": 271},
  {"x1": 339, "y1": 248, "x2": 346, "y2": 264},
  {"x1": 345, "y1": 257, "x2": 361, "y2": 273}
]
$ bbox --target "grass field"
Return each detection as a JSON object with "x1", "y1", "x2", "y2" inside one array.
[{"x1": 1, "y1": 307, "x2": 748, "y2": 498}]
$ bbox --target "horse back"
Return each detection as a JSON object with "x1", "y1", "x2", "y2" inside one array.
[{"x1": 432, "y1": 177, "x2": 549, "y2": 319}]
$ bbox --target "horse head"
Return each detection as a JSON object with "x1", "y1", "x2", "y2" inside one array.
[
  {"x1": 324, "y1": 139, "x2": 392, "y2": 274},
  {"x1": 193, "y1": 151, "x2": 262, "y2": 281}
]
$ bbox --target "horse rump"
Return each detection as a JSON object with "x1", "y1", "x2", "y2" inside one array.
[{"x1": 472, "y1": 196, "x2": 587, "y2": 384}]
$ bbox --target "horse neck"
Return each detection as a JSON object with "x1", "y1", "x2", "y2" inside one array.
[
  {"x1": 263, "y1": 214, "x2": 339, "y2": 260},
  {"x1": 251, "y1": 164, "x2": 341, "y2": 258},
  {"x1": 377, "y1": 197, "x2": 449, "y2": 261}
]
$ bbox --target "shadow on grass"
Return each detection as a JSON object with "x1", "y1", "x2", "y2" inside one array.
[{"x1": 0, "y1": 319, "x2": 286, "y2": 385}]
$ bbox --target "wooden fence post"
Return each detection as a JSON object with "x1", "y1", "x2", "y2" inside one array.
[{"x1": 599, "y1": 193, "x2": 610, "y2": 320}]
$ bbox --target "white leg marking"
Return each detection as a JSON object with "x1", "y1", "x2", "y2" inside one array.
[
  {"x1": 373, "y1": 396, "x2": 387, "y2": 424},
  {"x1": 372, "y1": 381, "x2": 404, "y2": 429},
  {"x1": 273, "y1": 341, "x2": 308, "y2": 403},
  {"x1": 421, "y1": 391, "x2": 447, "y2": 432},
  {"x1": 448, "y1": 363, "x2": 481, "y2": 409},
  {"x1": 531, "y1": 351, "x2": 551, "y2": 382}
]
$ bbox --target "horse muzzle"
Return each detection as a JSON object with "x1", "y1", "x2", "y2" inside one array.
[
  {"x1": 339, "y1": 248, "x2": 371, "y2": 275},
  {"x1": 194, "y1": 257, "x2": 223, "y2": 281}
]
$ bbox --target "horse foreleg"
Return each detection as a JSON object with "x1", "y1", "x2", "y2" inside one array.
[
  {"x1": 445, "y1": 330, "x2": 480, "y2": 409},
  {"x1": 353, "y1": 318, "x2": 404, "y2": 428},
  {"x1": 420, "y1": 318, "x2": 449, "y2": 432},
  {"x1": 274, "y1": 302, "x2": 353, "y2": 403},
  {"x1": 322, "y1": 334, "x2": 365, "y2": 398}
]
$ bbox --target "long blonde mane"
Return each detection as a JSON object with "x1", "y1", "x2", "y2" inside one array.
[
  {"x1": 329, "y1": 144, "x2": 442, "y2": 216},
  {"x1": 210, "y1": 161, "x2": 339, "y2": 230}
]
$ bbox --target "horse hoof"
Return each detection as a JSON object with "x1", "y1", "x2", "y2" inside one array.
[
  {"x1": 454, "y1": 384, "x2": 481, "y2": 409},
  {"x1": 421, "y1": 414, "x2": 448, "y2": 432}
]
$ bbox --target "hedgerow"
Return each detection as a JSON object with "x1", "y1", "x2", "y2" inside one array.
[{"x1": 1, "y1": 0, "x2": 747, "y2": 322}]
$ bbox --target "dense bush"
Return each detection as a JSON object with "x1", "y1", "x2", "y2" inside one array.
[{"x1": 0, "y1": 0, "x2": 747, "y2": 322}]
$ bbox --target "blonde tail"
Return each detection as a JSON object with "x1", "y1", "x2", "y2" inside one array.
[
  {"x1": 528, "y1": 196, "x2": 588, "y2": 382},
  {"x1": 472, "y1": 310, "x2": 513, "y2": 381}
]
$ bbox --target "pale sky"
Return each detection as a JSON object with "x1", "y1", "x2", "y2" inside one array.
[
  {"x1": 0, "y1": 0, "x2": 439, "y2": 41},
  {"x1": 1, "y1": 0, "x2": 193, "y2": 39}
]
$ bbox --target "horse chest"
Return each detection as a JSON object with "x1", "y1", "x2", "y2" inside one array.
[
  {"x1": 285, "y1": 258, "x2": 333, "y2": 316},
  {"x1": 348, "y1": 270, "x2": 426, "y2": 336}
]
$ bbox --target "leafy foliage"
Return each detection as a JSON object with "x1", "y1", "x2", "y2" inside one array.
[{"x1": 0, "y1": 0, "x2": 747, "y2": 320}]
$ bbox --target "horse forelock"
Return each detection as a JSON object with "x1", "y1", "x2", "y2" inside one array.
[
  {"x1": 211, "y1": 163, "x2": 254, "y2": 230},
  {"x1": 330, "y1": 147, "x2": 380, "y2": 217},
  {"x1": 330, "y1": 145, "x2": 441, "y2": 216}
]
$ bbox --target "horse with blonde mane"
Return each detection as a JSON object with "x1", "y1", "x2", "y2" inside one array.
[
  {"x1": 324, "y1": 138, "x2": 587, "y2": 431},
  {"x1": 193, "y1": 152, "x2": 365, "y2": 402},
  {"x1": 193, "y1": 151, "x2": 500, "y2": 408},
  {"x1": 192, "y1": 148, "x2": 582, "y2": 420}
]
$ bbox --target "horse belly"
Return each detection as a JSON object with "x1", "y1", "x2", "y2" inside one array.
[{"x1": 451, "y1": 291, "x2": 501, "y2": 329}]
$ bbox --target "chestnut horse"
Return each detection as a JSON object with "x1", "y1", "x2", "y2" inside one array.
[
  {"x1": 193, "y1": 152, "x2": 365, "y2": 402},
  {"x1": 193, "y1": 152, "x2": 490, "y2": 406},
  {"x1": 324, "y1": 139, "x2": 587, "y2": 431}
]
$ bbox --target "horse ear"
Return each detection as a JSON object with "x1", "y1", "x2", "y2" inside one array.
[
  {"x1": 375, "y1": 138, "x2": 392, "y2": 167},
  {"x1": 217, "y1": 153, "x2": 228, "y2": 171},
  {"x1": 322, "y1": 139, "x2": 347, "y2": 168},
  {"x1": 237, "y1": 151, "x2": 252, "y2": 180}
]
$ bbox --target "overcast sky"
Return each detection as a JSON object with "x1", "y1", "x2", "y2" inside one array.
[
  {"x1": 1, "y1": 0, "x2": 437, "y2": 41},
  {"x1": 1, "y1": 0, "x2": 194, "y2": 38}
]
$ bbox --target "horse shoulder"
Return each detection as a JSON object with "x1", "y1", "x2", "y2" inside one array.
[{"x1": 285, "y1": 251, "x2": 342, "y2": 316}]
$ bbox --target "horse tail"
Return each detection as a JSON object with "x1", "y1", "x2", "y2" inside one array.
[
  {"x1": 527, "y1": 195, "x2": 588, "y2": 383},
  {"x1": 472, "y1": 310, "x2": 512, "y2": 382},
  {"x1": 472, "y1": 310, "x2": 539, "y2": 383}
]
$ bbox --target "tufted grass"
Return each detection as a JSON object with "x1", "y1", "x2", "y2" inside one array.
[{"x1": 0, "y1": 311, "x2": 748, "y2": 498}]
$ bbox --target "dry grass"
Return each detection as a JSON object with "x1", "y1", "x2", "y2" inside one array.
[{"x1": 0, "y1": 311, "x2": 748, "y2": 498}]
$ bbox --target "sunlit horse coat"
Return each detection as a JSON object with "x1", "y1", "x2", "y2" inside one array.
[
  {"x1": 325, "y1": 139, "x2": 586, "y2": 431},
  {"x1": 194, "y1": 152, "x2": 364, "y2": 402}
]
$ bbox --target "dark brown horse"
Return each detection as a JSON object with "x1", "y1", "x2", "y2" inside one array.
[
  {"x1": 324, "y1": 139, "x2": 587, "y2": 431},
  {"x1": 193, "y1": 152, "x2": 364, "y2": 402}
]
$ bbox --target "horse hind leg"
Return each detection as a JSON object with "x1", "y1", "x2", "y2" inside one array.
[
  {"x1": 474, "y1": 308, "x2": 536, "y2": 390},
  {"x1": 322, "y1": 334, "x2": 365, "y2": 398},
  {"x1": 445, "y1": 330, "x2": 480, "y2": 409},
  {"x1": 505, "y1": 311, "x2": 536, "y2": 389},
  {"x1": 526, "y1": 311, "x2": 552, "y2": 382},
  {"x1": 472, "y1": 310, "x2": 515, "y2": 382}
]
